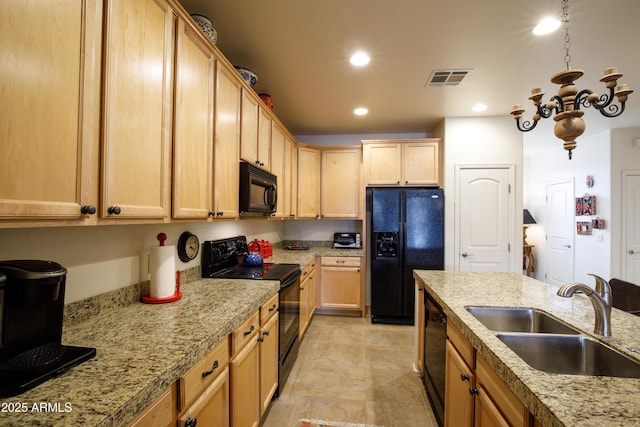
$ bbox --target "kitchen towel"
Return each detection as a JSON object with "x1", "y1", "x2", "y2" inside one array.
[{"x1": 149, "y1": 245, "x2": 176, "y2": 298}]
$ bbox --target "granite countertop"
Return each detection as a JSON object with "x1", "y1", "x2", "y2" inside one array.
[
  {"x1": 0, "y1": 278, "x2": 280, "y2": 426},
  {"x1": 0, "y1": 246, "x2": 362, "y2": 426},
  {"x1": 414, "y1": 271, "x2": 640, "y2": 427}
]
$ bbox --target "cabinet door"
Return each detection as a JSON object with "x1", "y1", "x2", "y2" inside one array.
[
  {"x1": 297, "y1": 146, "x2": 320, "y2": 218},
  {"x1": 178, "y1": 368, "x2": 229, "y2": 427},
  {"x1": 363, "y1": 143, "x2": 402, "y2": 185},
  {"x1": 102, "y1": 0, "x2": 174, "y2": 219},
  {"x1": 213, "y1": 64, "x2": 241, "y2": 218},
  {"x1": 299, "y1": 276, "x2": 310, "y2": 338},
  {"x1": 444, "y1": 340, "x2": 475, "y2": 427},
  {"x1": 128, "y1": 382, "x2": 177, "y2": 427},
  {"x1": 318, "y1": 266, "x2": 361, "y2": 310},
  {"x1": 308, "y1": 264, "x2": 317, "y2": 316},
  {"x1": 283, "y1": 136, "x2": 297, "y2": 219},
  {"x1": 257, "y1": 107, "x2": 272, "y2": 171},
  {"x1": 240, "y1": 89, "x2": 259, "y2": 166},
  {"x1": 270, "y1": 124, "x2": 285, "y2": 219},
  {"x1": 259, "y1": 314, "x2": 279, "y2": 416},
  {"x1": 321, "y1": 148, "x2": 360, "y2": 219},
  {"x1": 403, "y1": 140, "x2": 439, "y2": 186},
  {"x1": 172, "y1": 18, "x2": 214, "y2": 219},
  {"x1": 230, "y1": 335, "x2": 260, "y2": 427},
  {"x1": 0, "y1": 0, "x2": 101, "y2": 222}
]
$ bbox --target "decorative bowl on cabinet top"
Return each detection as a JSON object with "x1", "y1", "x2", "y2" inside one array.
[
  {"x1": 259, "y1": 93, "x2": 274, "y2": 110},
  {"x1": 234, "y1": 66, "x2": 258, "y2": 87},
  {"x1": 190, "y1": 14, "x2": 217, "y2": 45}
]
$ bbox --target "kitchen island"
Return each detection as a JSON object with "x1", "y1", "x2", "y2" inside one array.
[{"x1": 414, "y1": 271, "x2": 640, "y2": 426}]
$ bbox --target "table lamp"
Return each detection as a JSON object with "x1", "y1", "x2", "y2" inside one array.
[{"x1": 523, "y1": 209, "x2": 537, "y2": 245}]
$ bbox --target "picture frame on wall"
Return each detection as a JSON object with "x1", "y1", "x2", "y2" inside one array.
[
  {"x1": 577, "y1": 221, "x2": 592, "y2": 235},
  {"x1": 582, "y1": 195, "x2": 597, "y2": 216},
  {"x1": 575, "y1": 198, "x2": 583, "y2": 216}
]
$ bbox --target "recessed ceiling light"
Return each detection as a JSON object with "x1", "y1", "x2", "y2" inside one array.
[
  {"x1": 354, "y1": 107, "x2": 368, "y2": 116},
  {"x1": 533, "y1": 17, "x2": 561, "y2": 36},
  {"x1": 472, "y1": 103, "x2": 488, "y2": 112},
  {"x1": 350, "y1": 51, "x2": 370, "y2": 67}
]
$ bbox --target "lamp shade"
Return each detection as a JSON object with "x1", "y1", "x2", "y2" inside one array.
[{"x1": 523, "y1": 209, "x2": 537, "y2": 225}]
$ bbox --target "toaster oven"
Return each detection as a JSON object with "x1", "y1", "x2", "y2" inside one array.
[{"x1": 333, "y1": 232, "x2": 361, "y2": 249}]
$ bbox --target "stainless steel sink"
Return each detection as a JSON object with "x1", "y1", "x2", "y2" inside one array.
[
  {"x1": 465, "y1": 306, "x2": 580, "y2": 334},
  {"x1": 496, "y1": 334, "x2": 640, "y2": 378}
]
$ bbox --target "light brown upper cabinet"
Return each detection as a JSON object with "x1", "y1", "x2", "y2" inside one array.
[
  {"x1": 0, "y1": 0, "x2": 102, "y2": 224},
  {"x1": 101, "y1": 0, "x2": 174, "y2": 220},
  {"x1": 172, "y1": 17, "x2": 215, "y2": 220},
  {"x1": 321, "y1": 148, "x2": 361, "y2": 219},
  {"x1": 212, "y1": 63, "x2": 241, "y2": 219},
  {"x1": 279, "y1": 134, "x2": 298, "y2": 219},
  {"x1": 269, "y1": 124, "x2": 285, "y2": 219},
  {"x1": 240, "y1": 90, "x2": 271, "y2": 170},
  {"x1": 296, "y1": 145, "x2": 321, "y2": 219},
  {"x1": 362, "y1": 139, "x2": 441, "y2": 187}
]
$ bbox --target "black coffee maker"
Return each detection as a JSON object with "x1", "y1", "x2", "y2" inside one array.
[{"x1": 0, "y1": 260, "x2": 96, "y2": 396}]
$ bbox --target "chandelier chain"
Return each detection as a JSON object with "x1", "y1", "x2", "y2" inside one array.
[{"x1": 562, "y1": 0, "x2": 571, "y2": 69}]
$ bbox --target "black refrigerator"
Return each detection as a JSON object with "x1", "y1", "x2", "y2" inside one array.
[{"x1": 367, "y1": 188, "x2": 444, "y2": 324}]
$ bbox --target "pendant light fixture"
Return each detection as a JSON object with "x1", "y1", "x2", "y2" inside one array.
[{"x1": 510, "y1": 0, "x2": 633, "y2": 159}]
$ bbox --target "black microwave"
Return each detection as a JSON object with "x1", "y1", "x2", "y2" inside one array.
[{"x1": 239, "y1": 162, "x2": 277, "y2": 215}]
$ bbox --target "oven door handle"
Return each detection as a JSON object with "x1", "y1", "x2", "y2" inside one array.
[{"x1": 280, "y1": 269, "x2": 302, "y2": 289}]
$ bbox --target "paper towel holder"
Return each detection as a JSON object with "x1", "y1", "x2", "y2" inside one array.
[{"x1": 141, "y1": 270, "x2": 182, "y2": 304}]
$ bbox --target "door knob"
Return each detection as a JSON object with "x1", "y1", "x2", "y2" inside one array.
[
  {"x1": 630, "y1": 250, "x2": 638, "y2": 255},
  {"x1": 564, "y1": 245, "x2": 572, "y2": 248},
  {"x1": 461, "y1": 252, "x2": 469, "y2": 257}
]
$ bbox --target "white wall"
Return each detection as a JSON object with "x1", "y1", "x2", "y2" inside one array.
[
  {"x1": 523, "y1": 118, "x2": 613, "y2": 284},
  {"x1": 610, "y1": 127, "x2": 640, "y2": 278},
  {"x1": 443, "y1": 116, "x2": 524, "y2": 272},
  {"x1": 295, "y1": 132, "x2": 428, "y2": 146},
  {"x1": 0, "y1": 220, "x2": 284, "y2": 304}
]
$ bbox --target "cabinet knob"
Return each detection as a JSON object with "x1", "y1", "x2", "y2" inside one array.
[
  {"x1": 208, "y1": 211, "x2": 215, "y2": 217},
  {"x1": 201, "y1": 360, "x2": 219, "y2": 378},
  {"x1": 263, "y1": 330, "x2": 269, "y2": 336},
  {"x1": 461, "y1": 374, "x2": 470, "y2": 381},
  {"x1": 269, "y1": 304, "x2": 277, "y2": 312},
  {"x1": 257, "y1": 336, "x2": 264, "y2": 342},
  {"x1": 469, "y1": 387, "x2": 479, "y2": 395},
  {"x1": 80, "y1": 205, "x2": 96, "y2": 215},
  {"x1": 243, "y1": 325, "x2": 255, "y2": 336},
  {"x1": 185, "y1": 418, "x2": 197, "y2": 427},
  {"x1": 300, "y1": 287, "x2": 305, "y2": 291},
  {"x1": 217, "y1": 211, "x2": 224, "y2": 216},
  {"x1": 107, "y1": 206, "x2": 121, "y2": 215}
]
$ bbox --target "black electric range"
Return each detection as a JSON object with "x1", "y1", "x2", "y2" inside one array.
[{"x1": 201, "y1": 236, "x2": 301, "y2": 395}]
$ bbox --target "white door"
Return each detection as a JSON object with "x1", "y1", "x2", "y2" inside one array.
[
  {"x1": 623, "y1": 173, "x2": 640, "y2": 284},
  {"x1": 545, "y1": 180, "x2": 575, "y2": 286},
  {"x1": 457, "y1": 167, "x2": 512, "y2": 272}
]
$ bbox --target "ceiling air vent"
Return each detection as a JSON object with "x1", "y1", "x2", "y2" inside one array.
[{"x1": 426, "y1": 69, "x2": 472, "y2": 87}]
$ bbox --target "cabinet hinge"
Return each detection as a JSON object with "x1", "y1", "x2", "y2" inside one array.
[{"x1": 508, "y1": 243, "x2": 511, "y2": 252}]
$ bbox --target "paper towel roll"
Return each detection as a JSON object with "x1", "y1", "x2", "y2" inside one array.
[{"x1": 149, "y1": 245, "x2": 176, "y2": 298}]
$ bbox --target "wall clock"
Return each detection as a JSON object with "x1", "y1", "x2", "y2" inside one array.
[{"x1": 177, "y1": 231, "x2": 199, "y2": 262}]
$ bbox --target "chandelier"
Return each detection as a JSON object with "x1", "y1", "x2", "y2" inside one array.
[{"x1": 510, "y1": 0, "x2": 633, "y2": 159}]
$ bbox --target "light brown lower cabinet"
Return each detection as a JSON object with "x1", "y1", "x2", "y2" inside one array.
[
  {"x1": 444, "y1": 322, "x2": 536, "y2": 427},
  {"x1": 317, "y1": 256, "x2": 364, "y2": 316},
  {"x1": 127, "y1": 382, "x2": 178, "y2": 427},
  {"x1": 259, "y1": 295, "x2": 280, "y2": 416},
  {"x1": 299, "y1": 258, "x2": 317, "y2": 338},
  {"x1": 230, "y1": 311, "x2": 260, "y2": 427},
  {"x1": 178, "y1": 368, "x2": 229, "y2": 427}
]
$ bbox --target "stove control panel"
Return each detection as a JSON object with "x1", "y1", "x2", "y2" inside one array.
[{"x1": 202, "y1": 236, "x2": 248, "y2": 277}]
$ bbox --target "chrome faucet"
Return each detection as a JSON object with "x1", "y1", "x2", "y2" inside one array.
[{"x1": 557, "y1": 274, "x2": 612, "y2": 337}]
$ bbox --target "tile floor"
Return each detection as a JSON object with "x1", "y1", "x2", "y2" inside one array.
[{"x1": 261, "y1": 313, "x2": 439, "y2": 427}]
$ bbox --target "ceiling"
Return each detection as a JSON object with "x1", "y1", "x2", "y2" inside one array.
[{"x1": 178, "y1": 0, "x2": 640, "y2": 137}]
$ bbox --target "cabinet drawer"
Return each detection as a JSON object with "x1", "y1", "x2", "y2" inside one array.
[
  {"x1": 321, "y1": 256, "x2": 361, "y2": 267},
  {"x1": 447, "y1": 321, "x2": 474, "y2": 368},
  {"x1": 128, "y1": 382, "x2": 177, "y2": 427},
  {"x1": 232, "y1": 311, "x2": 259, "y2": 355},
  {"x1": 260, "y1": 293, "x2": 279, "y2": 326},
  {"x1": 180, "y1": 336, "x2": 229, "y2": 411}
]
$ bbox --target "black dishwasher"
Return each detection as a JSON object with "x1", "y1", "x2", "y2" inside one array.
[{"x1": 423, "y1": 291, "x2": 446, "y2": 426}]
